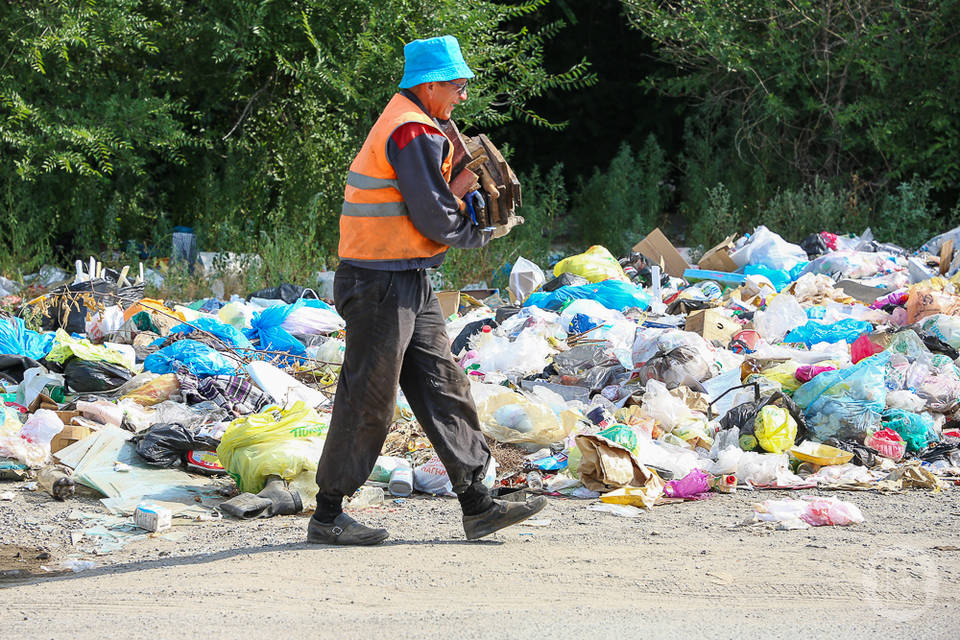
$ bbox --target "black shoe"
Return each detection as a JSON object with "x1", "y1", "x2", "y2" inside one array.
[
  {"x1": 306, "y1": 513, "x2": 389, "y2": 546},
  {"x1": 258, "y1": 475, "x2": 303, "y2": 516},
  {"x1": 462, "y1": 495, "x2": 547, "y2": 540}
]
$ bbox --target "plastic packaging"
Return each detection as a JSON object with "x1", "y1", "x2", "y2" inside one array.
[
  {"x1": 509, "y1": 256, "x2": 546, "y2": 302},
  {"x1": 753, "y1": 294, "x2": 807, "y2": 342},
  {"x1": 169, "y1": 316, "x2": 253, "y2": 349},
  {"x1": 77, "y1": 400, "x2": 124, "y2": 428},
  {"x1": 412, "y1": 455, "x2": 496, "y2": 496},
  {"x1": 851, "y1": 333, "x2": 885, "y2": 364},
  {"x1": 349, "y1": 486, "x2": 384, "y2": 509},
  {"x1": 216, "y1": 402, "x2": 329, "y2": 493},
  {"x1": 730, "y1": 225, "x2": 808, "y2": 271},
  {"x1": 244, "y1": 302, "x2": 308, "y2": 359},
  {"x1": 64, "y1": 358, "x2": 133, "y2": 392},
  {"x1": 388, "y1": 462, "x2": 413, "y2": 497},
  {"x1": 84, "y1": 305, "x2": 125, "y2": 342},
  {"x1": 120, "y1": 374, "x2": 180, "y2": 407},
  {"x1": 880, "y1": 409, "x2": 937, "y2": 452},
  {"x1": 663, "y1": 468, "x2": 710, "y2": 498},
  {"x1": 552, "y1": 245, "x2": 629, "y2": 283},
  {"x1": 864, "y1": 428, "x2": 906, "y2": 461},
  {"x1": 784, "y1": 319, "x2": 873, "y2": 346},
  {"x1": 753, "y1": 496, "x2": 864, "y2": 527},
  {"x1": 46, "y1": 330, "x2": 136, "y2": 371},
  {"x1": 134, "y1": 423, "x2": 221, "y2": 467},
  {"x1": 281, "y1": 305, "x2": 345, "y2": 335},
  {"x1": 144, "y1": 339, "x2": 237, "y2": 377},
  {"x1": 637, "y1": 380, "x2": 696, "y2": 432},
  {"x1": 754, "y1": 405, "x2": 798, "y2": 454},
  {"x1": 523, "y1": 279, "x2": 651, "y2": 312},
  {"x1": 245, "y1": 361, "x2": 327, "y2": 409},
  {"x1": 0, "y1": 317, "x2": 55, "y2": 360},
  {"x1": 793, "y1": 353, "x2": 889, "y2": 442}
]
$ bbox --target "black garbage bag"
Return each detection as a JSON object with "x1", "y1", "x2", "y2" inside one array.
[
  {"x1": 800, "y1": 233, "x2": 828, "y2": 259},
  {"x1": 541, "y1": 272, "x2": 589, "y2": 292},
  {"x1": 133, "y1": 423, "x2": 221, "y2": 467},
  {"x1": 0, "y1": 355, "x2": 44, "y2": 385},
  {"x1": 248, "y1": 283, "x2": 318, "y2": 304},
  {"x1": 451, "y1": 318, "x2": 499, "y2": 355},
  {"x1": 63, "y1": 357, "x2": 132, "y2": 392},
  {"x1": 911, "y1": 328, "x2": 960, "y2": 360},
  {"x1": 711, "y1": 385, "x2": 808, "y2": 450}
]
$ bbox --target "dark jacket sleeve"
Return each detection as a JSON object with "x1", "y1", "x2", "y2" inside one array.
[{"x1": 387, "y1": 123, "x2": 492, "y2": 249}]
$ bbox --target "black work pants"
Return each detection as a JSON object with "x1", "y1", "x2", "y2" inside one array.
[{"x1": 314, "y1": 263, "x2": 491, "y2": 502}]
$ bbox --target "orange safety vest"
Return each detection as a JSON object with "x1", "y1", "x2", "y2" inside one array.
[{"x1": 338, "y1": 93, "x2": 454, "y2": 261}]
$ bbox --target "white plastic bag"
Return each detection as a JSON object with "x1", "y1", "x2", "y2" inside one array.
[
  {"x1": 245, "y1": 361, "x2": 328, "y2": 409},
  {"x1": 413, "y1": 455, "x2": 496, "y2": 496},
  {"x1": 731, "y1": 225, "x2": 808, "y2": 271},
  {"x1": 281, "y1": 305, "x2": 344, "y2": 334},
  {"x1": 637, "y1": 380, "x2": 694, "y2": 432},
  {"x1": 509, "y1": 256, "x2": 545, "y2": 303},
  {"x1": 85, "y1": 305, "x2": 125, "y2": 342},
  {"x1": 753, "y1": 294, "x2": 807, "y2": 342}
]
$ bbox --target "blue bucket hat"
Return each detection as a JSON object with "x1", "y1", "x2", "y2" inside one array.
[{"x1": 398, "y1": 35, "x2": 474, "y2": 89}]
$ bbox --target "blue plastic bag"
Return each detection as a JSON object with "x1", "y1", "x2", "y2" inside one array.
[
  {"x1": 743, "y1": 264, "x2": 791, "y2": 292},
  {"x1": 244, "y1": 302, "x2": 307, "y2": 359},
  {"x1": 881, "y1": 409, "x2": 938, "y2": 452},
  {"x1": 793, "y1": 353, "x2": 889, "y2": 442},
  {"x1": 0, "y1": 317, "x2": 54, "y2": 359},
  {"x1": 169, "y1": 317, "x2": 253, "y2": 349},
  {"x1": 523, "y1": 280, "x2": 651, "y2": 312},
  {"x1": 144, "y1": 339, "x2": 237, "y2": 377},
  {"x1": 784, "y1": 318, "x2": 872, "y2": 346}
]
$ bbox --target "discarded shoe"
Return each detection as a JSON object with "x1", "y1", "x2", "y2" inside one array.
[
  {"x1": 220, "y1": 492, "x2": 274, "y2": 519},
  {"x1": 462, "y1": 495, "x2": 547, "y2": 540},
  {"x1": 257, "y1": 474, "x2": 302, "y2": 516},
  {"x1": 306, "y1": 513, "x2": 389, "y2": 546}
]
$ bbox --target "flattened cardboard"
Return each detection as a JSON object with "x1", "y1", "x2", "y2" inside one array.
[
  {"x1": 51, "y1": 425, "x2": 93, "y2": 455},
  {"x1": 698, "y1": 234, "x2": 739, "y2": 272},
  {"x1": 633, "y1": 228, "x2": 690, "y2": 278}
]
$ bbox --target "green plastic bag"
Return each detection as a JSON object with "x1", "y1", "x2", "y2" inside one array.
[
  {"x1": 880, "y1": 409, "x2": 938, "y2": 452},
  {"x1": 553, "y1": 245, "x2": 629, "y2": 283},
  {"x1": 216, "y1": 401, "x2": 329, "y2": 493}
]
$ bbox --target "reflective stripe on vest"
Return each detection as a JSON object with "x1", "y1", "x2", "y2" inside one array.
[{"x1": 338, "y1": 93, "x2": 453, "y2": 261}]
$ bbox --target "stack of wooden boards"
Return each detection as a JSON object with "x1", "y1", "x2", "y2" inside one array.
[{"x1": 441, "y1": 121, "x2": 522, "y2": 229}]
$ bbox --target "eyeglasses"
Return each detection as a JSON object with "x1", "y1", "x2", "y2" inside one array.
[{"x1": 446, "y1": 79, "x2": 469, "y2": 95}]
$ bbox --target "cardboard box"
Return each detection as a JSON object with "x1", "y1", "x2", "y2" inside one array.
[
  {"x1": 633, "y1": 228, "x2": 690, "y2": 278},
  {"x1": 685, "y1": 309, "x2": 740, "y2": 344},
  {"x1": 50, "y1": 425, "x2": 93, "y2": 455},
  {"x1": 698, "y1": 234, "x2": 739, "y2": 272},
  {"x1": 436, "y1": 290, "x2": 461, "y2": 318}
]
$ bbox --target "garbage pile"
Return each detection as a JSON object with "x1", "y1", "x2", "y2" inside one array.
[{"x1": 3, "y1": 223, "x2": 960, "y2": 554}]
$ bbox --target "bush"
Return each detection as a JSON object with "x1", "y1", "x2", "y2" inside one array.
[{"x1": 569, "y1": 136, "x2": 670, "y2": 256}]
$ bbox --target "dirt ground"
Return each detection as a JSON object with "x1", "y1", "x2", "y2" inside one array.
[{"x1": 2, "y1": 480, "x2": 959, "y2": 639}]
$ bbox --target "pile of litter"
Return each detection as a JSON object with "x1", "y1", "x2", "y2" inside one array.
[{"x1": 3, "y1": 223, "x2": 960, "y2": 566}]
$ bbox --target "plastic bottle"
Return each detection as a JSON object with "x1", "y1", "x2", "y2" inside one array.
[
  {"x1": 349, "y1": 486, "x2": 384, "y2": 508},
  {"x1": 388, "y1": 463, "x2": 413, "y2": 497},
  {"x1": 526, "y1": 471, "x2": 543, "y2": 491}
]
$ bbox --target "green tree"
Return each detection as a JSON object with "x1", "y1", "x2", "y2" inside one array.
[{"x1": 622, "y1": 0, "x2": 960, "y2": 195}]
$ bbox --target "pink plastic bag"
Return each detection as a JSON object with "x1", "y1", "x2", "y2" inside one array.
[
  {"x1": 794, "y1": 364, "x2": 837, "y2": 383},
  {"x1": 851, "y1": 333, "x2": 884, "y2": 364},
  {"x1": 664, "y1": 468, "x2": 710, "y2": 499},
  {"x1": 800, "y1": 496, "x2": 865, "y2": 527}
]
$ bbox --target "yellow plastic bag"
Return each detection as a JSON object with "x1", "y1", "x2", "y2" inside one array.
[
  {"x1": 216, "y1": 401, "x2": 329, "y2": 492},
  {"x1": 758, "y1": 361, "x2": 802, "y2": 393},
  {"x1": 754, "y1": 405, "x2": 797, "y2": 454},
  {"x1": 45, "y1": 330, "x2": 137, "y2": 371},
  {"x1": 552, "y1": 245, "x2": 629, "y2": 283},
  {"x1": 120, "y1": 374, "x2": 179, "y2": 407}
]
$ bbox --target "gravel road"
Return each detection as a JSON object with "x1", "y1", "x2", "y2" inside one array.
[{"x1": 1, "y1": 481, "x2": 959, "y2": 639}]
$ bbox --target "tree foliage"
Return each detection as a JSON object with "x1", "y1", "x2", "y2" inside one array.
[
  {"x1": 0, "y1": 0, "x2": 593, "y2": 270},
  {"x1": 622, "y1": 0, "x2": 960, "y2": 193}
]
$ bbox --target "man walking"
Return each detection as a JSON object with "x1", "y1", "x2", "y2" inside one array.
[{"x1": 308, "y1": 35, "x2": 543, "y2": 545}]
